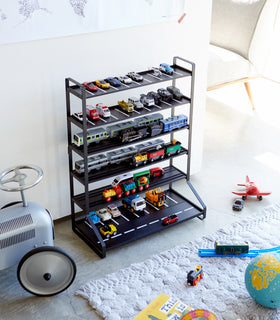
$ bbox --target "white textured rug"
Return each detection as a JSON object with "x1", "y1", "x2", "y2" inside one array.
[{"x1": 76, "y1": 204, "x2": 280, "y2": 320}]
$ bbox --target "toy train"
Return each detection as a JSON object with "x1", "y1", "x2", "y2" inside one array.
[
  {"x1": 75, "y1": 138, "x2": 182, "y2": 174},
  {"x1": 214, "y1": 241, "x2": 249, "y2": 255},
  {"x1": 187, "y1": 265, "x2": 203, "y2": 286},
  {"x1": 73, "y1": 113, "x2": 188, "y2": 147}
]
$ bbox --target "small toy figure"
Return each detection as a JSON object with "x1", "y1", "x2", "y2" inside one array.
[
  {"x1": 187, "y1": 265, "x2": 203, "y2": 286},
  {"x1": 232, "y1": 175, "x2": 271, "y2": 200}
]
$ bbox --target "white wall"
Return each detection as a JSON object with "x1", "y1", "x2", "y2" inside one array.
[{"x1": 0, "y1": 0, "x2": 212, "y2": 219}]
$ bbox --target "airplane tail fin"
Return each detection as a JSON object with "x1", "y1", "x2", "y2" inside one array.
[{"x1": 246, "y1": 175, "x2": 250, "y2": 183}]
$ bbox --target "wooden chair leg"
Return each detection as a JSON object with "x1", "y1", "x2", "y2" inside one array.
[{"x1": 244, "y1": 81, "x2": 255, "y2": 110}]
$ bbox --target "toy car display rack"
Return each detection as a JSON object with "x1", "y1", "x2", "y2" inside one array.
[
  {"x1": 76, "y1": 188, "x2": 205, "y2": 258},
  {"x1": 66, "y1": 56, "x2": 206, "y2": 258}
]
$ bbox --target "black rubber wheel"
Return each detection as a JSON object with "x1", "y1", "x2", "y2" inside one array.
[{"x1": 17, "y1": 246, "x2": 76, "y2": 296}]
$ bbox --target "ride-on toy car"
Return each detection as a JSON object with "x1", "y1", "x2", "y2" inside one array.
[{"x1": 0, "y1": 164, "x2": 76, "y2": 296}]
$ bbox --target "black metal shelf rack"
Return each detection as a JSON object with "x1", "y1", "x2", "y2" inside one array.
[{"x1": 65, "y1": 56, "x2": 206, "y2": 258}]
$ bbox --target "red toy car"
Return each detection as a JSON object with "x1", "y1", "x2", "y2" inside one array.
[
  {"x1": 83, "y1": 82, "x2": 98, "y2": 92},
  {"x1": 162, "y1": 214, "x2": 178, "y2": 225}
]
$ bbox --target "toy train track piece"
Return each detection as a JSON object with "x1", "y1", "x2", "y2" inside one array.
[{"x1": 198, "y1": 244, "x2": 280, "y2": 257}]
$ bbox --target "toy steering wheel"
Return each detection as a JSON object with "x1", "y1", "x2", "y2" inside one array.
[{"x1": 0, "y1": 164, "x2": 43, "y2": 192}]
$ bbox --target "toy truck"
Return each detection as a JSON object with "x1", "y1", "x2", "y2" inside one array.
[
  {"x1": 122, "y1": 195, "x2": 146, "y2": 213},
  {"x1": 118, "y1": 100, "x2": 134, "y2": 112},
  {"x1": 145, "y1": 187, "x2": 166, "y2": 207},
  {"x1": 86, "y1": 105, "x2": 99, "y2": 120},
  {"x1": 164, "y1": 139, "x2": 181, "y2": 156}
]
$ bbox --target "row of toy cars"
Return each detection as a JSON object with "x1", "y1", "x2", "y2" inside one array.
[
  {"x1": 73, "y1": 85, "x2": 184, "y2": 123},
  {"x1": 82, "y1": 63, "x2": 175, "y2": 92}
]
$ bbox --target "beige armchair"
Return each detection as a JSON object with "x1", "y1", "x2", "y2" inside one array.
[{"x1": 207, "y1": 0, "x2": 280, "y2": 110}]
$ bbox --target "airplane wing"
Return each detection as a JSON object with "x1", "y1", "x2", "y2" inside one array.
[
  {"x1": 237, "y1": 184, "x2": 246, "y2": 186},
  {"x1": 232, "y1": 191, "x2": 247, "y2": 196},
  {"x1": 258, "y1": 192, "x2": 272, "y2": 196}
]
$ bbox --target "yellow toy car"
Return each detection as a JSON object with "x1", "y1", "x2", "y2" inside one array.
[
  {"x1": 94, "y1": 79, "x2": 110, "y2": 89},
  {"x1": 100, "y1": 224, "x2": 117, "y2": 238}
]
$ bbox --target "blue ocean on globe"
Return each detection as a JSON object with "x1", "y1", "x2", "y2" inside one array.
[{"x1": 245, "y1": 252, "x2": 280, "y2": 308}]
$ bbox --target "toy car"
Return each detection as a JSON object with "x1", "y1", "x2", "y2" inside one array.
[
  {"x1": 100, "y1": 224, "x2": 117, "y2": 238},
  {"x1": 159, "y1": 63, "x2": 174, "y2": 75},
  {"x1": 232, "y1": 199, "x2": 244, "y2": 211},
  {"x1": 162, "y1": 214, "x2": 178, "y2": 225},
  {"x1": 88, "y1": 211, "x2": 101, "y2": 223},
  {"x1": 83, "y1": 81, "x2": 98, "y2": 92},
  {"x1": 116, "y1": 75, "x2": 132, "y2": 84},
  {"x1": 166, "y1": 86, "x2": 184, "y2": 100},
  {"x1": 128, "y1": 97, "x2": 143, "y2": 109},
  {"x1": 152, "y1": 67, "x2": 162, "y2": 77},
  {"x1": 127, "y1": 72, "x2": 143, "y2": 82},
  {"x1": 0, "y1": 165, "x2": 76, "y2": 296},
  {"x1": 118, "y1": 100, "x2": 134, "y2": 112},
  {"x1": 94, "y1": 79, "x2": 110, "y2": 89},
  {"x1": 73, "y1": 112, "x2": 83, "y2": 121},
  {"x1": 96, "y1": 103, "x2": 111, "y2": 117},
  {"x1": 96, "y1": 208, "x2": 111, "y2": 221},
  {"x1": 187, "y1": 265, "x2": 203, "y2": 286},
  {"x1": 157, "y1": 88, "x2": 173, "y2": 102},
  {"x1": 107, "y1": 204, "x2": 121, "y2": 217},
  {"x1": 147, "y1": 91, "x2": 161, "y2": 105},
  {"x1": 105, "y1": 77, "x2": 121, "y2": 87},
  {"x1": 140, "y1": 94, "x2": 154, "y2": 107}
]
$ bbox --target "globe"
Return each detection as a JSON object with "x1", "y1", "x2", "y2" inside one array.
[{"x1": 245, "y1": 252, "x2": 280, "y2": 308}]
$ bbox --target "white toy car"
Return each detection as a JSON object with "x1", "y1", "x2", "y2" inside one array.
[
  {"x1": 96, "y1": 208, "x2": 111, "y2": 221},
  {"x1": 96, "y1": 103, "x2": 111, "y2": 118},
  {"x1": 128, "y1": 97, "x2": 143, "y2": 110},
  {"x1": 116, "y1": 75, "x2": 132, "y2": 84}
]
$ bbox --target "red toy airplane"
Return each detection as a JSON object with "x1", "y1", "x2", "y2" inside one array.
[{"x1": 232, "y1": 176, "x2": 271, "y2": 200}]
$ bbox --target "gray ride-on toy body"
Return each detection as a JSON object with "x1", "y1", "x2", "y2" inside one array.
[{"x1": 0, "y1": 165, "x2": 76, "y2": 296}]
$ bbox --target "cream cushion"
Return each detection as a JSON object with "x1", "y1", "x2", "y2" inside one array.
[{"x1": 208, "y1": 0, "x2": 279, "y2": 88}]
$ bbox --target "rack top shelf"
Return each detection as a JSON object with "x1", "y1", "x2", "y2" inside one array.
[{"x1": 67, "y1": 64, "x2": 192, "y2": 100}]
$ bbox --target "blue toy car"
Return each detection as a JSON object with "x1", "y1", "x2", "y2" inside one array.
[
  {"x1": 105, "y1": 77, "x2": 121, "y2": 87},
  {"x1": 89, "y1": 211, "x2": 101, "y2": 223},
  {"x1": 159, "y1": 63, "x2": 174, "y2": 75}
]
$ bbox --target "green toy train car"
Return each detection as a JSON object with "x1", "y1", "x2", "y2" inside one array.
[{"x1": 215, "y1": 241, "x2": 249, "y2": 255}]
